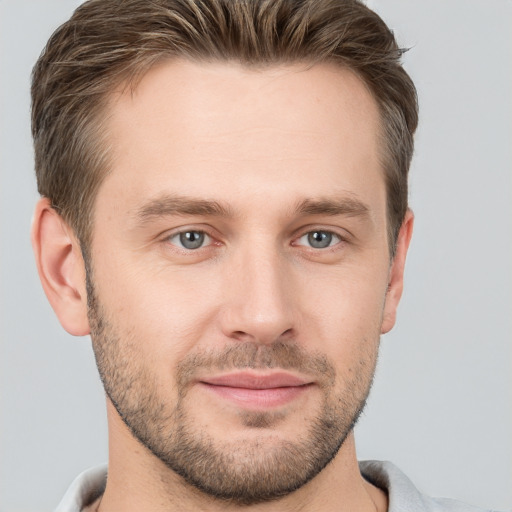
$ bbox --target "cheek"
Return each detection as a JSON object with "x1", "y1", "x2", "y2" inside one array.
[
  {"x1": 300, "y1": 261, "x2": 389, "y2": 329},
  {"x1": 92, "y1": 257, "x2": 225, "y2": 360},
  {"x1": 297, "y1": 262, "x2": 388, "y2": 374}
]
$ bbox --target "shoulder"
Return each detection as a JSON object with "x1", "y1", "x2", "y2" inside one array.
[
  {"x1": 359, "y1": 460, "x2": 499, "y2": 512},
  {"x1": 54, "y1": 464, "x2": 107, "y2": 512}
]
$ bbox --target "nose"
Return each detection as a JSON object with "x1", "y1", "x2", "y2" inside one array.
[{"x1": 219, "y1": 245, "x2": 297, "y2": 345}]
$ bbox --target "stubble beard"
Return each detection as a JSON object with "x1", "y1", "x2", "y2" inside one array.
[{"x1": 86, "y1": 270, "x2": 378, "y2": 505}]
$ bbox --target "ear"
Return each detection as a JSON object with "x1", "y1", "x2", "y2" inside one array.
[
  {"x1": 31, "y1": 198, "x2": 90, "y2": 336},
  {"x1": 381, "y1": 209, "x2": 414, "y2": 334}
]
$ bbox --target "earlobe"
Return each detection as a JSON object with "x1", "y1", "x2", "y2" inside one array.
[
  {"x1": 31, "y1": 198, "x2": 90, "y2": 336},
  {"x1": 381, "y1": 209, "x2": 414, "y2": 334}
]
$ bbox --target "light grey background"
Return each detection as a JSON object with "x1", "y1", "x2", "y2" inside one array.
[{"x1": 1, "y1": 1, "x2": 511, "y2": 511}]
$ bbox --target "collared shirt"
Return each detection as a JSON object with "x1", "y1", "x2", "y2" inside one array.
[{"x1": 54, "y1": 460, "x2": 496, "y2": 512}]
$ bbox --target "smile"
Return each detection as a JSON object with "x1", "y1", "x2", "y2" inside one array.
[{"x1": 198, "y1": 372, "x2": 314, "y2": 409}]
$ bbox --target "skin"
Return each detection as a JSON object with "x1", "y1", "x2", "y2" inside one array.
[{"x1": 32, "y1": 60, "x2": 413, "y2": 511}]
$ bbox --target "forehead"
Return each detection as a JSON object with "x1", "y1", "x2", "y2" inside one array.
[{"x1": 99, "y1": 59, "x2": 383, "y2": 215}]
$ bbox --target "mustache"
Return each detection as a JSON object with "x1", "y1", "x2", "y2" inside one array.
[{"x1": 175, "y1": 341, "x2": 336, "y2": 388}]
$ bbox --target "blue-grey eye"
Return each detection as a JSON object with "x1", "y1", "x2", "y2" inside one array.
[
  {"x1": 298, "y1": 230, "x2": 340, "y2": 249},
  {"x1": 170, "y1": 231, "x2": 210, "y2": 250}
]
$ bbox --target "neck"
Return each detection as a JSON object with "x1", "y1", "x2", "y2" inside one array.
[{"x1": 98, "y1": 403, "x2": 387, "y2": 512}]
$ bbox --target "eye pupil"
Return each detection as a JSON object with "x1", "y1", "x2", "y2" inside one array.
[
  {"x1": 179, "y1": 231, "x2": 205, "y2": 249},
  {"x1": 308, "y1": 231, "x2": 332, "y2": 248}
]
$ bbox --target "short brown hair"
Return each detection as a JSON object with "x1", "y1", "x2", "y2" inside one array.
[{"x1": 32, "y1": 0, "x2": 418, "y2": 254}]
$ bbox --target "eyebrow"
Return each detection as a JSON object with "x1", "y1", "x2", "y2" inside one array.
[
  {"x1": 135, "y1": 194, "x2": 234, "y2": 224},
  {"x1": 134, "y1": 193, "x2": 370, "y2": 226},
  {"x1": 294, "y1": 197, "x2": 370, "y2": 218}
]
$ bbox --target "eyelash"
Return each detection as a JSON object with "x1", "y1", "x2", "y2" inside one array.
[
  {"x1": 294, "y1": 230, "x2": 343, "y2": 250},
  {"x1": 163, "y1": 227, "x2": 346, "y2": 252},
  {"x1": 164, "y1": 229, "x2": 215, "y2": 252}
]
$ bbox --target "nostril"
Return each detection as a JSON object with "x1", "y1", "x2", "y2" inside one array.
[
  {"x1": 281, "y1": 328, "x2": 294, "y2": 339},
  {"x1": 228, "y1": 328, "x2": 294, "y2": 344},
  {"x1": 231, "y1": 330, "x2": 253, "y2": 342}
]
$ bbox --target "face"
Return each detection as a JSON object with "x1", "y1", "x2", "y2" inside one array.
[{"x1": 87, "y1": 60, "x2": 401, "y2": 503}]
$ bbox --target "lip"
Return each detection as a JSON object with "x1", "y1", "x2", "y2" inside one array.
[
  {"x1": 202, "y1": 371, "x2": 310, "y2": 389},
  {"x1": 198, "y1": 371, "x2": 313, "y2": 409}
]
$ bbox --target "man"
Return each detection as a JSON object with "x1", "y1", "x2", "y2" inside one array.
[{"x1": 29, "y1": 0, "x2": 493, "y2": 511}]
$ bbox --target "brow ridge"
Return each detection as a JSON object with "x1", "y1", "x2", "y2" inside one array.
[
  {"x1": 136, "y1": 194, "x2": 234, "y2": 223},
  {"x1": 135, "y1": 194, "x2": 370, "y2": 226},
  {"x1": 294, "y1": 197, "x2": 370, "y2": 217}
]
